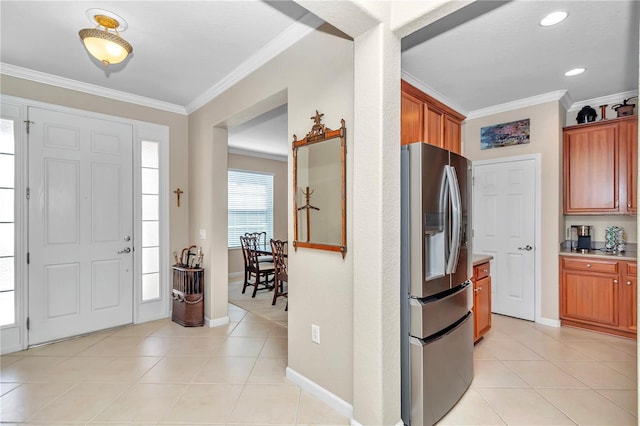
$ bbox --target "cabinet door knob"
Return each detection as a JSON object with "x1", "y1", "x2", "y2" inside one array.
[
  {"x1": 613, "y1": 279, "x2": 619, "y2": 284},
  {"x1": 627, "y1": 281, "x2": 632, "y2": 286},
  {"x1": 586, "y1": 264, "x2": 591, "y2": 268},
  {"x1": 474, "y1": 288, "x2": 480, "y2": 293},
  {"x1": 483, "y1": 269, "x2": 488, "y2": 273}
]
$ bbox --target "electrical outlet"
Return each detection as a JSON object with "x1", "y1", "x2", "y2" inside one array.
[
  {"x1": 199, "y1": 229, "x2": 207, "y2": 239},
  {"x1": 311, "y1": 324, "x2": 320, "y2": 344}
]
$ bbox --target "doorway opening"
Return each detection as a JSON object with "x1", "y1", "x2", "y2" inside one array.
[{"x1": 226, "y1": 102, "x2": 289, "y2": 328}]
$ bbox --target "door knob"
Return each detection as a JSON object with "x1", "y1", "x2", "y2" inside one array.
[
  {"x1": 518, "y1": 245, "x2": 533, "y2": 251},
  {"x1": 118, "y1": 247, "x2": 131, "y2": 254}
]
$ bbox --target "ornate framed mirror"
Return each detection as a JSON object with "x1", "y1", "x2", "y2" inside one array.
[{"x1": 292, "y1": 111, "x2": 346, "y2": 257}]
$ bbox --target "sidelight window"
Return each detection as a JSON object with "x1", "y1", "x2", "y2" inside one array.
[{"x1": 141, "y1": 140, "x2": 160, "y2": 301}]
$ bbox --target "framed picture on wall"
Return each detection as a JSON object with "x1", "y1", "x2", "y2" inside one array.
[{"x1": 480, "y1": 118, "x2": 530, "y2": 150}]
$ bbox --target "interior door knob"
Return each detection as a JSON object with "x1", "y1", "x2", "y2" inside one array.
[
  {"x1": 518, "y1": 245, "x2": 533, "y2": 251},
  {"x1": 118, "y1": 247, "x2": 131, "y2": 254}
]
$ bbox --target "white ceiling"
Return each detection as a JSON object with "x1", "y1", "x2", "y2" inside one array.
[
  {"x1": 402, "y1": 0, "x2": 639, "y2": 116},
  {"x1": 1, "y1": 1, "x2": 638, "y2": 158},
  {"x1": 0, "y1": 1, "x2": 318, "y2": 112}
]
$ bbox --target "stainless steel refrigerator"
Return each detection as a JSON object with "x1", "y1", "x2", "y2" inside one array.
[{"x1": 401, "y1": 142, "x2": 474, "y2": 426}]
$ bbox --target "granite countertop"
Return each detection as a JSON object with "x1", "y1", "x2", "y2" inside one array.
[
  {"x1": 559, "y1": 247, "x2": 637, "y2": 262},
  {"x1": 473, "y1": 254, "x2": 493, "y2": 266}
]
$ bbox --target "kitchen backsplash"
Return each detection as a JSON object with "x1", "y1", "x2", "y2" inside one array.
[
  {"x1": 560, "y1": 239, "x2": 637, "y2": 253},
  {"x1": 564, "y1": 215, "x2": 637, "y2": 246}
]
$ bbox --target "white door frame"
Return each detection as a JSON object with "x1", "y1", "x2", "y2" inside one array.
[
  {"x1": 472, "y1": 153, "x2": 545, "y2": 325},
  {"x1": 0, "y1": 95, "x2": 170, "y2": 354}
]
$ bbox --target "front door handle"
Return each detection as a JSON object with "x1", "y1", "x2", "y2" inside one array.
[
  {"x1": 118, "y1": 247, "x2": 132, "y2": 254},
  {"x1": 518, "y1": 245, "x2": 533, "y2": 251}
]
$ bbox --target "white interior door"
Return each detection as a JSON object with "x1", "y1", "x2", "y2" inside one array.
[
  {"x1": 28, "y1": 107, "x2": 133, "y2": 345},
  {"x1": 473, "y1": 157, "x2": 536, "y2": 321}
]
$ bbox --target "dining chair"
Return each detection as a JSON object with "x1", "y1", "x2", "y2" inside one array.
[
  {"x1": 240, "y1": 234, "x2": 275, "y2": 297},
  {"x1": 245, "y1": 231, "x2": 273, "y2": 262},
  {"x1": 270, "y1": 239, "x2": 288, "y2": 309}
]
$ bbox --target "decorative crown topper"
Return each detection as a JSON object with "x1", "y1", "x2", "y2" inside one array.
[{"x1": 307, "y1": 110, "x2": 326, "y2": 138}]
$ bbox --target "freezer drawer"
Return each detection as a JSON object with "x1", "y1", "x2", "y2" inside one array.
[
  {"x1": 410, "y1": 281, "x2": 471, "y2": 339},
  {"x1": 410, "y1": 312, "x2": 474, "y2": 426}
]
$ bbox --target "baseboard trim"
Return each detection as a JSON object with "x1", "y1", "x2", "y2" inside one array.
[
  {"x1": 1, "y1": 344, "x2": 23, "y2": 355},
  {"x1": 536, "y1": 317, "x2": 560, "y2": 328},
  {"x1": 228, "y1": 271, "x2": 243, "y2": 280},
  {"x1": 206, "y1": 316, "x2": 230, "y2": 328},
  {"x1": 349, "y1": 419, "x2": 403, "y2": 426},
  {"x1": 286, "y1": 367, "x2": 353, "y2": 420}
]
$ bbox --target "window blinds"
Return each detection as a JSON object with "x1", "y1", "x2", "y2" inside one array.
[{"x1": 228, "y1": 170, "x2": 274, "y2": 248}]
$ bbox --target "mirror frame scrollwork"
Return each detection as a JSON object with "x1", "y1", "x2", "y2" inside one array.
[{"x1": 292, "y1": 111, "x2": 346, "y2": 258}]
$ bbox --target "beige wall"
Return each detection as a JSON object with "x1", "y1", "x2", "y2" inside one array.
[
  {"x1": 228, "y1": 154, "x2": 288, "y2": 276},
  {"x1": 188, "y1": 26, "x2": 355, "y2": 402},
  {"x1": 0, "y1": 74, "x2": 190, "y2": 265},
  {"x1": 463, "y1": 100, "x2": 563, "y2": 321}
]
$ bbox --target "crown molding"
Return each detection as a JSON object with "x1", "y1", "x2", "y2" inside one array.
[
  {"x1": 185, "y1": 12, "x2": 324, "y2": 114},
  {"x1": 566, "y1": 90, "x2": 638, "y2": 112},
  {"x1": 400, "y1": 69, "x2": 468, "y2": 117},
  {"x1": 228, "y1": 147, "x2": 287, "y2": 162},
  {"x1": 466, "y1": 90, "x2": 569, "y2": 120},
  {"x1": 0, "y1": 63, "x2": 187, "y2": 115},
  {"x1": 559, "y1": 91, "x2": 574, "y2": 112}
]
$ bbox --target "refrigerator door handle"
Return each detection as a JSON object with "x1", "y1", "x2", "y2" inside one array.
[{"x1": 445, "y1": 165, "x2": 462, "y2": 274}]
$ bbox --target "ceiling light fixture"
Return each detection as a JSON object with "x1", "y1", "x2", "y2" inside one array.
[
  {"x1": 79, "y1": 12, "x2": 132, "y2": 67},
  {"x1": 540, "y1": 11, "x2": 568, "y2": 27},
  {"x1": 565, "y1": 68, "x2": 586, "y2": 77}
]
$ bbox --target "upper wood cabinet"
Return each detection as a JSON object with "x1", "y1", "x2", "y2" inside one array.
[
  {"x1": 563, "y1": 115, "x2": 638, "y2": 215},
  {"x1": 400, "y1": 80, "x2": 465, "y2": 154},
  {"x1": 401, "y1": 90, "x2": 424, "y2": 146},
  {"x1": 619, "y1": 117, "x2": 638, "y2": 213}
]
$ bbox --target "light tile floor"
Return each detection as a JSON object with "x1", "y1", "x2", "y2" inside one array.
[
  {"x1": 0, "y1": 304, "x2": 348, "y2": 425},
  {"x1": 1, "y1": 308, "x2": 637, "y2": 425},
  {"x1": 439, "y1": 314, "x2": 638, "y2": 425}
]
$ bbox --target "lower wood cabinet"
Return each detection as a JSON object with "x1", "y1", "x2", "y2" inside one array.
[
  {"x1": 620, "y1": 262, "x2": 637, "y2": 334},
  {"x1": 559, "y1": 256, "x2": 637, "y2": 339},
  {"x1": 473, "y1": 261, "x2": 492, "y2": 342}
]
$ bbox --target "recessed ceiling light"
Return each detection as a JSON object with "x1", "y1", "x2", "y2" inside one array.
[
  {"x1": 565, "y1": 68, "x2": 586, "y2": 77},
  {"x1": 540, "y1": 11, "x2": 568, "y2": 27}
]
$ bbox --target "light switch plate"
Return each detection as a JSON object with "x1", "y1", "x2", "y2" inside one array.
[
  {"x1": 199, "y1": 229, "x2": 206, "y2": 239},
  {"x1": 311, "y1": 324, "x2": 320, "y2": 344}
]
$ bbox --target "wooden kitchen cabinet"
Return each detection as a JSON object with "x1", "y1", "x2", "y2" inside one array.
[
  {"x1": 619, "y1": 117, "x2": 638, "y2": 214},
  {"x1": 444, "y1": 114, "x2": 462, "y2": 154},
  {"x1": 620, "y1": 262, "x2": 637, "y2": 333},
  {"x1": 401, "y1": 80, "x2": 465, "y2": 154},
  {"x1": 559, "y1": 256, "x2": 637, "y2": 339},
  {"x1": 401, "y1": 90, "x2": 424, "y2": 146},
  {"x1": 563, "y1": 115, "x2": 638, "y2": 215},
  {"x1": 473, "y1": 261, "x2": 492, "y2": 342}
]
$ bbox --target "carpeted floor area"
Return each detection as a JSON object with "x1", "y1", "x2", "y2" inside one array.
[{"x1": 228, "y1": 279, "x2": 288, "y2": 327}]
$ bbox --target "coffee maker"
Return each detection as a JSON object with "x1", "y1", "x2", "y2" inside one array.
[{"x1": 570, "y1": 225, "x2": 592, "y2": 253}]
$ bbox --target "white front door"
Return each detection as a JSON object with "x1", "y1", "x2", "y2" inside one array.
[
  {"x1": 28, "y1": 107, "x2": 134, "y2": 345},
  {"x1": 473, "y1": 157, "x2": 536, "y2": 321}
]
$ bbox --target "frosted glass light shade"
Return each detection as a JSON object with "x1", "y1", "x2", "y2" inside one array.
[{"x1": 79, "y1": 28, "x2": 132, "y2": 66}]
